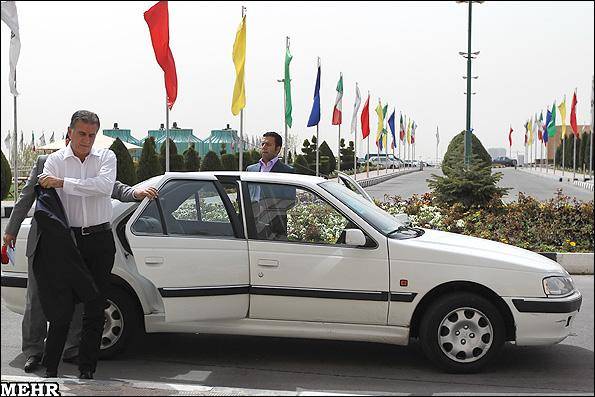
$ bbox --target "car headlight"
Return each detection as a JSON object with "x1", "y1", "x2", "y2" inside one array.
[{"x1": 543, "y1": 276, "x2": 575, "y2": 297}]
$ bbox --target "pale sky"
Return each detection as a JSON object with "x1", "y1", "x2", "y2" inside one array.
[{"x1": 1, "y1": 1, "x2": 594, "y2": 161}]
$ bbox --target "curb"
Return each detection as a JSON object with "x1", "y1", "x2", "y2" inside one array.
[
  {"x1": 356, "y1": 167, "x2": 420, "y2": 188},
  {"x1": 0, "y1": 374, "x2": 368, "y2": 396},
  {"x1": 539, "y1": 252, "x2": 594, "y2": 275},
  {"x1": 573, "y1": 180, "x2": 594, "y2": 191}
]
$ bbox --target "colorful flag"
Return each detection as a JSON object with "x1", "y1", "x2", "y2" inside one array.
[
  {"x1": 537, "y1": 112, "x2": 543, "y2": 141},
  {"x1": 1, "y1": 1, "x2": 20, "y2": 96},
  {"x1": 283, "y1": 46, "x2": 293, "y2": 128},
  {"x1": 360, "y1": 93, "x2": 370, "y2": 139},
  {"x1": 411, "y1": 121, "x2": 416, "y2": 144},
  {"x1": 547, "y1": 102, "x2": 556, "y2": 138},
  {"x1": 436, "y1": 126, "x2": 440, "y2": 145},
  {"x1": 231, "y1": 15, "x2": 246, "y2": 116},
  {"x1": 3, "y1": 130, "x2": 10, "y2": 152},
  {"x1": 332, "y1": 74, "x2": 343, "y2": 125},
  {"x1": 528, "y1": 117, "x2": 533, "y2": 146},
  {"x1": 545, "y1": 108, "x2": 552, "y2": 144},
  {"x1": 508, "y1": 125, "x2": 513, "y2": 147},
  {"x1": 375, "y1": 100, "x2": 383, "y2": 147},
  {"x1": 406, "y1": 119, "x2": 412, "y2": 145},
  {"x1": 39, "y1": 132, "x2": 46, "y2": 147},
  {"x1": 144, "y1": 1, "x2": 178, "y2": 109},
  {"x1": 18, "y1": 130, "x2": 23, "y2": 152},
  {"x1": 558, "y1": 97, "x2": 566, "y2": 140},
  {"x1": 49, "y1": 131, "x2": 55, "y2": 143},
  {"x1": 30, "y1": 131, "x2": 35, "y2": 151},
  {"x1": 350, "y1": 83, "x2": 361, "y2": 135},
  {"x1": 399, "y1": 113, "x2": 405, "y2": 141},
  {"x1": 524, "y1": 120, "x2": 528, "y2": 146},
  {"x1": 388, "y1": 109, "x2": 396, "y2": 149},
  {"x1": 570, "y1": 90, "x2": 578, "y2": 138},
  {"x1": 307, "y1": 59, "x2": 321, "y2": 127}
]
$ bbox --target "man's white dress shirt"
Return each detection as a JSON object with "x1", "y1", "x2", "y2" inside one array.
[{"x1": 42, "y1": 144, "x2": 116, "y2": 228}]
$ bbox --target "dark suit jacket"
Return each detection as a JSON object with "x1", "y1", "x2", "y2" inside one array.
[
  {"x1": 32, "y1": 186, "x2": 100, "y2": 322},
  {"x1": 246, "y1": 159, "x2": 295, "y2": 174}
]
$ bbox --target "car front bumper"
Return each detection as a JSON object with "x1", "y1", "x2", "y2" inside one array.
[
  {"x1": 1, "y1": 271, "x2": 27, "y2": 315},
  {"x1": 505, "y1": 290, "x2": 582, "y2": 346}
]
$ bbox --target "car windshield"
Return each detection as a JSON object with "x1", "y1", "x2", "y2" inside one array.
[{"x1": 320, "y1": 181, "x2": 416, "y2": 237}]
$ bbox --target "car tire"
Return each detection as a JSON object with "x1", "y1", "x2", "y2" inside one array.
[
  {"x1": 99, "y1": 287, "x2": 142, "y2": 359},
  {"x1": 419, "y1": 292, "x2": 505, "y2": 373}
]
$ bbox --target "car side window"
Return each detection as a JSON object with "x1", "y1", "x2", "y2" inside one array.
[
  {"x1": 246, "y1": 183, "x2": 352, "y2": 245},
  {"x1": 131, "y1": 199, "x2": 163, "y2": 235},
  {"x1": 132, "y1": 180, "x2": 235, "y2": 237}
]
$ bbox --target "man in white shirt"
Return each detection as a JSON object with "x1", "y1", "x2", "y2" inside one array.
[{"x1": 38, "y1": 110, "x2": 117, "y2": 379}]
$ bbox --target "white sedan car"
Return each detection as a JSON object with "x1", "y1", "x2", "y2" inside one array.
[{"x1": 1, "y1": 172, "x2": 582, "y2": 373}]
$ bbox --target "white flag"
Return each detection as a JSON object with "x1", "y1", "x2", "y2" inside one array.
[
  {"x1": 436, "y1": 126, "x2": 440, "y2": 145},
  {"x1": 3, "y1": 130, "x2": 11, "y2": 152},
  {"x1": 39, "y1": 132, "x2": 46, "y2": 147},
  {"x1": 1, "y1": 1, "x2": 20, "y2": 96},
  {"x1": 350, "y1": 83, "x2": 361, "y2": 135},
  {"x1": 49, "y1": 131, "x2": 55, "y2": 143},
  {"x1": 18, "y1": 130, "x2": 23, "y2": 152}
]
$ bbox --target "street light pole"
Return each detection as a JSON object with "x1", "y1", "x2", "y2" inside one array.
[{"x1": 464, "y1": 0, "x2": 473, "y2": 167}]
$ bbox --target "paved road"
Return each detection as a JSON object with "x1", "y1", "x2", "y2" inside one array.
[
  {"x1": 1, "y1": 276, "x2": 593, "y2": 394},
  {"x1": 365, "y1": 167, "x2": 595, "y2": 202}
]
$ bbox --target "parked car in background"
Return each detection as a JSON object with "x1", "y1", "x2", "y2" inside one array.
[
  {"x1": 492, "y1": 156, "x2": 517, "y2": 167},
  {"x1": 1, "y1": 172, "x2": 581, "y2": 373}
]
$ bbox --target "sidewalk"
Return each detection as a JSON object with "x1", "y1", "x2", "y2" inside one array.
[
  {"x1": 1, "y1": 375, "x2": 369, "y2": 396},
  {"x1": 517, "y1": 166, "x2": 594, "y2": 191}
]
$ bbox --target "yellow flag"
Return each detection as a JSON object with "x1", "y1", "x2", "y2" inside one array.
[
  {"x1": 375, "y1": 101, "x2": 383, "y2": 144},
  {"x1": 231, "y1": 16, "x2": 246, "y2": 116},
  {"x1": 528, "y1": 117, "x2": 533, "y2": 146},
  {"x1": 558, "y1": 97, "x2": 566, "y2": 140},
  {"x1": 406, "y1": 120, "x2": 411, "y2": 144}
]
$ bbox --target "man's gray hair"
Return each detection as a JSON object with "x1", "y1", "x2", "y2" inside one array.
[{"x1": 69, "y1": 110, "x2": 100, "y2": 129}]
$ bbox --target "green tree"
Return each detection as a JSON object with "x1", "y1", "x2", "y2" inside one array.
[
  {"x1": 319, "y1": 155, "x2": 330, "y2": 176},
  {"x1": 301, "y1": 139, "x2": 313, "y2": 162},
  {"x1": 293, "y1": 154, "x2": 313, "y2": 175},
  {"x1": 0, "y1": 150, "x2": 12, "y2": 200},
  {"x1": 339, "y1": 138, "x2": 356, "y2": 171},
  {"x1": 200, "y1": 150, "x2": 222, "y2": 171},
  {"x1": 428, "y1": 153, "x2": 509, "y2": 209},
  {"x1": 159, "y1": 138, "x2": 185, "y2": 172},
  {"x1": 183, "y1": 143, "x2": 201, "y2": 172},
  {"x1": 137, "y1": 136, "x2": 162, "y2": 182},
  {"x1": 109, "y1": 137, "x2": 137, "y2": 186},
  {"x1": 221, "y1": 153, "x2": 238, "y2": 170},
  {"x1": 318, "y1": 140, "x2": 336, "y2": 174},
  {"x1": 441, "y1": 131, "x2": 492, "y2": 177},
  {"x1": 249, "y1": 148, "x2": 260, "y2": 164},
  {"x1": 220, "y1": 143, "x2": 227, "y2": 156}
]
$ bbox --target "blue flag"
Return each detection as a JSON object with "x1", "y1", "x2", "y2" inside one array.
[
  {"x1": 307, "y1": 62, "x2": 321, "y2": 127},
  {"x1": 388, "y1": 109, "x2": 396, "y2": 148},
  {"x1": 544, "y1": 109, "x2": 551, "y2": 145}
]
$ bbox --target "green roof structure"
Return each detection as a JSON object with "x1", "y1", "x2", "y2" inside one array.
[{"x1": 147, "y1": 122, "x2": 204, "y2": 155}]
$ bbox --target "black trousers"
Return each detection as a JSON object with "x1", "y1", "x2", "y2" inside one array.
[{"x1": 42, "y1": 229, "x2": 115, "y2": 374}]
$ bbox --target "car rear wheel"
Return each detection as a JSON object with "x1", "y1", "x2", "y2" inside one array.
[
  {"x1": 419, "y1": 292, "x2": 504, "y2": 373},
  {"x1": 99, "y1": 287, "x2": 142, "y2": 358}
]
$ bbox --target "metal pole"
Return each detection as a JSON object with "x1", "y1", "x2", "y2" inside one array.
[
  {"x1": 239, "y1": 110, "x2": 244, "y2": 171},
  {"x1": 573, "y1": 133, "x2": 576, "y2": 181},
  {"x1": 366, "y1": 136, "x2": 369, "y2": 178},
  {"x1": 562, "y1": 135, "x2": 565, "y2": 177},
  {"x1": 337, "y1": 124, "x2": 341, "y2": 180},
  {"x1": 284, "y1": 37, "x2": 289, "y2": 163},
  {"x1": 13, "y1": 70, "x2": 18, "y2": 202},
  {"x1": 590, "y1": 75, "x2": 594, "y2": 179},
  {"x1": 464, "y1": 1, "x2": 473, "y2": 167},
  {"x1": 165, "y1": 96, "x2": 170, "y2": 172},
  {"x1": 316, "y1": 125, "x2": 319, "y2": 177},
  {"x1": 354, "y1": 108, "x2": 357, "y2": 181}
]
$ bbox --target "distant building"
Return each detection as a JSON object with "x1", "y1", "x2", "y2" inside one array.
[
  {"x1": 544, "y1": 124, "x2": 592, "y2": 160},
  {"x1": 103, "y1": 122, "x2": 142, "y2": 160},
  {"x1": 202, "y1": 124, "x2": 249, "y2": 157},
  {"x1": 147, "y1": 122, "x2": 204, "y2": 156},
  {"x1": 488, "y1": 148, "x2": 507, "y2": 159}
]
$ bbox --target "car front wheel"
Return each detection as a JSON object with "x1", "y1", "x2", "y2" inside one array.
[
  {"x1": 99, "y1": 287, "x2": 142, "y2": 359},
  {"x1": 419, "y1": 292, "x2": 505, "y2": 373}
]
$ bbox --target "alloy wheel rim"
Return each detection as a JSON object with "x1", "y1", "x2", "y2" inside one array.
[
  {"x1": 437, "y1": 307, "x2": 493, "y2": 363},
  {"x1": 101, "y1": 299, "x2": 123, "y2": 350}
]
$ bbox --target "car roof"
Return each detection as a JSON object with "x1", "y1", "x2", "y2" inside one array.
[{"x1": 155, "y1": 171, "x2": 327, "y2": 185}]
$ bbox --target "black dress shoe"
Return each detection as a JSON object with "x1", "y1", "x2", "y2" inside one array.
[
  {"x1": 78, "y1": 370, "x2": 93, "y2": 380},
  {"x1": 24, "y1": 356, "x2": 42, "y2": 373},
  {"x1": 43, "y1": 371, "x2": 57, "y2": 378}
]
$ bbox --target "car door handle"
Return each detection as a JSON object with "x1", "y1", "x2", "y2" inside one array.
[
  {"x1": 257, "y1": 259, "x2": 279, "y2": 268},
  {"x1": 145, "y1": 257, "x2": 164, "y2": 265}
]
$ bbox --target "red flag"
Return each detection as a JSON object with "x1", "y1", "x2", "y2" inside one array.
[
  {"x1": 361, "y1": 94, "x2": 370, "y2": 139},
  {"x1": 508, "y1": 126, "x2": 513, "y2": 147},
  {"x1": 570, "y1": 91, "x2": 578, "y2": 138},
  {"x1": 144, "y1": 1, "x2": 178, "y2": 110}
]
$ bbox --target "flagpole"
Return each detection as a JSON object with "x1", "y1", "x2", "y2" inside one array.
[
  {"x1": 366, "y1": 135, "x2": 369, "y2": 178},
  {"x1": 13, "y1": 70, "x2": 18, "y2": 202},
  {"x1": 165, "y1": 96, "x2": 170, "y2": 172},
  {"x1": 337, "y1": 124, "x2": 341, "y2": 181},
  {"x1": 239, "y1": 109, "x2": 244, "y2": 171},
  {"x1": 591, "y1": 75, "x2": 594, "y2": 180},
  {"x1": 284, "y1": 36, "x2": 289, "y2": 163},
  {"x1": 353, "y1": 84, "x2": 358, "y2": 181},
  {"x1": 562, "y1": 131, "x2": 566, "y2": 177},
  {"x1": 573, "y1": 131, "x2": 576, "y2": 181},
  {"x1": 316, "y1": 125, "x2": 319, "y2": 177}
]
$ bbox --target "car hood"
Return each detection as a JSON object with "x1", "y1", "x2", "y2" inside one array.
[{"x1": 393, "y1": 228, "x2": 566, "y2": 275}]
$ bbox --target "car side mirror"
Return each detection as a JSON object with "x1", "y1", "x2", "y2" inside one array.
[
  {"x1": 394, "y1": 213, "x2": 411, "y2": 227},
  {"x1": 344, "y1": 229, "x2": 367, "y2": 247}
]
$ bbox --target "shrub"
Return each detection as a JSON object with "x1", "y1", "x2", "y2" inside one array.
[
  {"x1": 137, "y1": 137, "x2": 162, "y2": 182},
  {"x1": 183, "y1": 144, "x2": 201, "y2": 172},
  {"x1": 318, "y1": 141, "x2": 336, "y2": 174},
  {"x1": 441, "y1": 131, "x2": 492, "y2": 177},
  {"x1": 293, "y1": 154, "x2": 313, "y2": 175},
  {"x1": 200, "y1": 151, "x2": 222, "y2": 171},
  {"x1": 159, "y1": 138, "x2": 185, "y2": 172},
  {"x1": 109, "y1": 137, "x2": 136, "y2": 186},
  {"x1": 0, "y1": 150, "x2": 12, "y2": 200},
  {"x1": 221, "y1": 153, "x2": 238, "y2": 170}
]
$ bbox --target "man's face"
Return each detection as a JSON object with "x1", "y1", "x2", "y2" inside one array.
[
  {"x1": 260, "y1": 136, "x2": 281, "y2": 162},
  {"x1": 68, "y1": 121, "x2": 98, "y2": 158}
]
